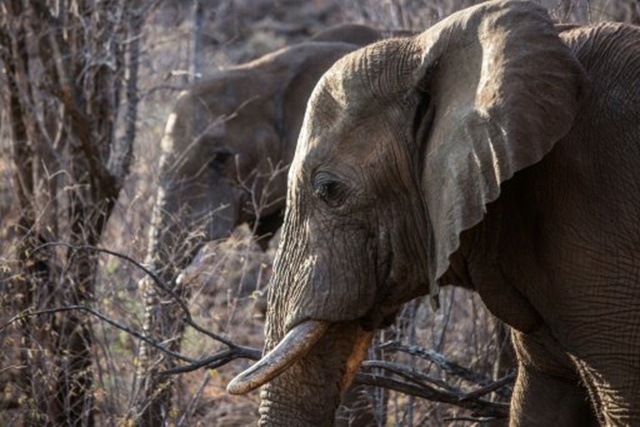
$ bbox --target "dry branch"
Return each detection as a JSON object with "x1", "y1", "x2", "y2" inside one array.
[
  {"x1": 361, "y1": 360, "x2": 460, "y2": 393},
  {"x1": 34, "y1": 243, "x2": 261, "y2": 370},
  {"x1": 34, "y1": 243, "x2": 249, "y2": 349},
  {"x1": 0, "y1": 302, "x2": 262, "y2": 372},
  {"x1": 159, "y1": 347, "x2": 261, "y2": 376},
  {"x1": 355, "y1": 372, "x2": 510, "y2": 419},
  {"x1": 380, "y1": 341, "x2": 514, "y2": 400},
  {"x1": 380, "y1": 341, "x2": 494, "y2": 385}
]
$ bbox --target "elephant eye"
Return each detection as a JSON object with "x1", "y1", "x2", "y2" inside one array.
[
  {"x1": 208, "y1": 149, "x2": 233, "y2": 170},
  {"x1": 313, "y1": 172, "x2": 347, "y2": 207}
]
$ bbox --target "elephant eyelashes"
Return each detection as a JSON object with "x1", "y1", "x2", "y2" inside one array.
[{"x1": 313, "y1": 172, "x2": 347, "y2": 207}]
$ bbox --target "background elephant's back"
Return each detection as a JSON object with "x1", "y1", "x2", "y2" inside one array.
[{"x1": 310, "y1": 23, "x2": 384, "y2": 46}]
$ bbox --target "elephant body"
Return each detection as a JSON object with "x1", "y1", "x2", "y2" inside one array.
[
  {"x1": 457, "y1": 44, "x2": 640, "y2": 422},
  {"x1": 228, "y1": 2, "x2": 640, "y2": 426},
  {"x1": 468, "y1": 24, "x2": 640, "y2": 418}
]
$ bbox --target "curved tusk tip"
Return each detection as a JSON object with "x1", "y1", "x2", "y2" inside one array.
[
  {"x1": 226, "y1": 320, "x2": 330, "y2": 395},
  {"x1": 226, "y1": 370, "x2": 260, "y2": 395}
]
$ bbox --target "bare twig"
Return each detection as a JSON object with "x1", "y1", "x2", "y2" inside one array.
[
  {"x1": 27, "y1": 243, "x2": 264, "y2": 376},
  {"x1": 362, "y1": 360, "x2": 516, "y2": 400},
  {"x1": 442, "y1": 416, "x2": 503, "y2": 424},
  {"x1": 361, "y1": 360, "x2": 459, "y2": 393},
  {"x1": 379, "y1": 341, "x2": 514, "y2": 401},
  {"x1": 178, "y1": 371, "x2": 210, "y2": 427},
  {"x1": 159, "y1": 346, "x2": 261, "y2": 376},
  {"x1": 380, "y1": 342, "x2": 493, "y2": 386},
  {"x1": 459, "y1": 372, "x2": 516, "y2": 402},
  {"x1": 0, "y1": 305, "x2": 195, "y2": 364},
  {"x1": 34, "y1": 242, "x2": 238, "y2": 347},
  {"x1": 0, "y1": 304, "x2": 263, "y2": 384},
  {"x1": 361, "y1": 359, "x2": 514, "y2": 408}
]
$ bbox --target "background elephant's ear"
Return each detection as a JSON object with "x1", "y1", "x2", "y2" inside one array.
[{"x1": 410, "y1": 0, "x2": 584, "y2": 294}]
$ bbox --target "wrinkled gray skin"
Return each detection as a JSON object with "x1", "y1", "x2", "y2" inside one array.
[
  {"x1": 137, "y1": 27, "x2": 388, "y2": 424},
  {"x1": 229, "y1": 1, "x2": 640, "y2": 425}
]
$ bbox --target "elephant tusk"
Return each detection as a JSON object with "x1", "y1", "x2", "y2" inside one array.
[{"x1": 226, "y1": 320, "x2": 330, "y2": 394}]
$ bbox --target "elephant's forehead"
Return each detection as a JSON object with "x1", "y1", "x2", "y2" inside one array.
[
  {"x1": 315, "y1": 50, "x2": 372, "y2": 109},
  {"x1": 297, "y1": 87, "x2": 356, "y2": 158},
  {"x1": 319, "y1": 70, "x2": 359, "y2": 108},
  {"x1": 317, "y1": 37, "x2": 417, "y2": 105},
  {"x1": 293, "y1": 105, "x2": 385, "y2": 184},
  {"x1": 293, "y1": 43, "x2": 414, "y2": 176}
]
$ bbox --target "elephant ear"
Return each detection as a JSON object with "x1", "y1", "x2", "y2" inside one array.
[{"x1": 409, "y1": 0, "x2": 583, "y2": 296}]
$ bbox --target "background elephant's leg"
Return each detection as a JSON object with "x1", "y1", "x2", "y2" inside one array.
[
  {"x1": 491, "y1": 318, "x2": 517, "y2": 380},
  {"x1": 510, "y1": 363, "x2": 596, "y2": 427},
  {"x1": 250, "y1": 210, "x2": 284, "y2": 251}
]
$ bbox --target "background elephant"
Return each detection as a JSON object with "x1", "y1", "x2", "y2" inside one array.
[
  {"x1": 228, "y1": 1, "x2": 640, "y2": 425},
  {"x1": 136, "y1": 25, "x2": 392, "y2": 424},
  {"x1": 143, "y1": 24, "x2": 387, "y2": 285}
]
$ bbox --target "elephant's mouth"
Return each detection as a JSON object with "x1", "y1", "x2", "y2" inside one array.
[
  {"x1": 226, "y1": 280, "x2": 402, "y2": 395},
  {"x1": 227, "y1": 319, "x2": 373, "y2": 395}
]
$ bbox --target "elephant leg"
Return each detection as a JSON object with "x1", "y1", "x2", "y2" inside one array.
[
  {"x1": 509, "y1": 330, "x2": 597, "y2": 427},
  {"x1": 572, "y1": 355, "x2": 640, "y2": 426},
  {"x1": 510, "y1": 363, "x2": 596, "y2": 427}
]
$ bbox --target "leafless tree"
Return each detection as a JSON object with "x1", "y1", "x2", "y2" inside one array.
[{"x1": 0, "y1": 1, "x2": 149, "y2": 424}]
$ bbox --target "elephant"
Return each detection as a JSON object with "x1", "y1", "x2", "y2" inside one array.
[{"x1": 227, "y1": 1, "x2": 640, "y2": 425}]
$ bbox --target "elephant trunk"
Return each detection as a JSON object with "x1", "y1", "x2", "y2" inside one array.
[
  {"x1": 226, "y1": 253, "x2": 373, "y2": 424},
  {"x1": 255, "y1": 322, "x2": 373, "y2": 426},
  {"x1": 227, "y1": 188, "x2": 377, "y2": 424}
]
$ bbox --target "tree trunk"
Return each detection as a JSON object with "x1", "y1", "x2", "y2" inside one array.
[
  {"x1": 134, "y1": 2, "x2": 207, "y2": 421},
  {"x1": 134, "y1": 188, "x2": 201, "y2": 426}
]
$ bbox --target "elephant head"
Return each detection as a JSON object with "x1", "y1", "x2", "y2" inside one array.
[{"x1": 228, "y1": 0, "x2": 585, "y2": 424}]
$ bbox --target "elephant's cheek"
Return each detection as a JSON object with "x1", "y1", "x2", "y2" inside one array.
[{"x1": 340, "y1": 329, "x2": 375, "y2": 393}]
